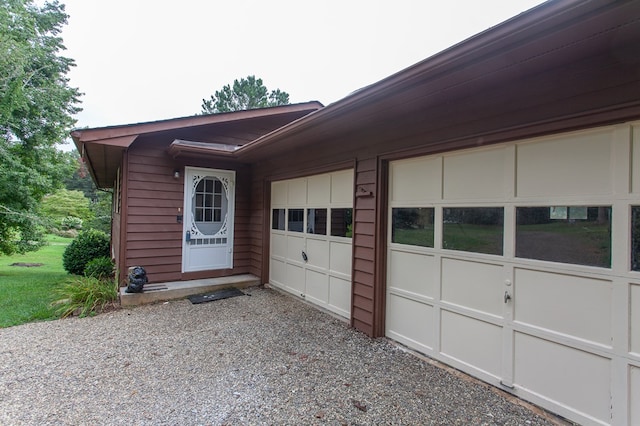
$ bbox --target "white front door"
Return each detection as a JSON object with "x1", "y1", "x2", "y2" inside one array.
[{"x1": 182, "y1": 167, "x2": 235, "y2": 272}]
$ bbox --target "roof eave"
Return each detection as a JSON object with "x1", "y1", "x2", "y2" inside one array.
[{"x1": 71, "y1": 101, "x2": 324, "y2": 144}]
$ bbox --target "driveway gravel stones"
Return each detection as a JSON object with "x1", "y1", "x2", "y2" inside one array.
[{"x1": 0, "y1": 287, "x2": 563, "y2": 425}]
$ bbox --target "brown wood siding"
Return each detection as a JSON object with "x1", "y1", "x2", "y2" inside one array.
[
  {"x1": 124, "y1": 138, "x2": 253, "y2": 284},
  {"x1": 351, "y1": 158, "x2": 377, "y2": 337},
  {"x1": 249, "y1": 171, "x2": 267, "y2": 282}
]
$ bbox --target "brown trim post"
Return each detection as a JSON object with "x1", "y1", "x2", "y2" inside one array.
[
  {"x1": 373, "y1": 158, "x2": 389, "y2": 337},
  {"x1": 118, "y1": 150, "x2": 129, "y2": 287},
  {"x1": 261, "y1": 179, "x2": 271, "y2": 285}
]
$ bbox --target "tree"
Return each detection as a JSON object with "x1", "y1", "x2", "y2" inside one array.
[
  {"x1": 39, "y1": 189, "x2": 94, "y2": 230},
  {"x1": 62, "y1": 152, "x2": 113, "y2": 234},
  {"x1": 200, "y1": 75, "x2": 289, "y2": 114},
  {"x1": 0, "y1": 0, "x2": 81, "y2": 255}
]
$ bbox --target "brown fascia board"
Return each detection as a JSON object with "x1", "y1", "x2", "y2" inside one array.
[
  {"x1": 234, "y1": 0, "x2": 625, "y2": 159},
  {"x1": 69, "y1": 101, "x2": 324, "y2": 144}
]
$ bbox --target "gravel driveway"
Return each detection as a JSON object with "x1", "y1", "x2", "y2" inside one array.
[{"x1": 0, "y1": 287, "x2": 561, "y2": 425}]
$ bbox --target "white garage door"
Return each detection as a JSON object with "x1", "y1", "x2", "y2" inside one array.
[
  {"x1": 386, "y1": 122, "x2": 640, "y2": 426},
  {"x1": 270, "y1": 170, "x2": 353, "y2": 318}
]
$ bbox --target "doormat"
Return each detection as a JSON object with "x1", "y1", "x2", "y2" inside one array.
[{"x1": 188, "y1": 287, "x2": 245, "y2": 304}]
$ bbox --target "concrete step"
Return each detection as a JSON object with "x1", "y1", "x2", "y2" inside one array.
[{"x1": 119, "y1": 273, "x2": 261, "y2": 307}]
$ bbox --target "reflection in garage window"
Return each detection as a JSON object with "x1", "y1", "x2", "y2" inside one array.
[
  {"x1": 307, "y1": 208, "x2": 327, "y2": 235},
  {"x1": 392, "y1": 208, "x2": 434, "y2": 247},
  {"x1": 272, "y1": 209, "x2": 285, "y2": 230},
  {"x1": 516, "y1": 206, "x2": 611, "y2": 268},
  {"x1": 633, "y1": 207, "x2": 640, "y2": 271},
  {"x1": 331, "y1": 208, "x2": 353, "y2": 238},
  {"x1": 288, "y1": 209, "x2": 304, "y2": 232},
  {"x1": 443, "y1": 207, "x2": 504, "y2": 255}
]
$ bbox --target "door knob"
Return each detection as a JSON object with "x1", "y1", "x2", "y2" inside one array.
[{"x1": 504, "y1": 290, "x2": 511, "y2": 303}]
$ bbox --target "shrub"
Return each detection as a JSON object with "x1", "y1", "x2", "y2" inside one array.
[
  {"x1": 61, "y1": 216, "x2": 83, "y2": 230},
  {"x1": 62, "y1": 229, "x2": 110, "y2": 275},
  {"x1": 52, "y1": 276, "x2": 118, "y2": 318},
  {"x1": 53, "y1": 228, "x2": 79, "y2": 239},
  {"x1": 84, "y1": 256, "x2": 114, "y2": 280}
]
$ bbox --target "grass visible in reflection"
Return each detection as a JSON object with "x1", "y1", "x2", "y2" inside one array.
[{"x1": 443, "y1": 223, "x2": 503, "y2": 255}]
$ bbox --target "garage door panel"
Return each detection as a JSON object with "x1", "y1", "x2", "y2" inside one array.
[
  {"x1": 514, "y1": 268, "x2": 612, "y2": 347},
  {"x1": 305, "y1": 269, "x2": 329, "y2": 305},
  {"x1": 386, "y1": 294, "x2": 435, "y2": 353},
  {"x1": 287, "y1": 178, "x2": 307, "y2": 205},
  {"x1": 307, "y1": 174, "x2": 331, "y2": 205},
  {"x1": 443, "y1": 148, "x2": 506, "y2": 200},
  {"x1": 285, "y1": 263, "x2": 305, "y2": 294},
  {"x1": 306, "y1": 238, "x2": 329, "y2": 270},
  {"x1": 330, "y1": 241, "x2": 351, "y2": 276},
  {"x1": 516, "y1": 130, "x2": 613, "y2": 197},
  {"x1": 272, "y1": 181, "x2": 288, "y2": 206},
  {"x1": 270, "y1": 171, "x2": 353, "y2": 319},
  {"x1": 631, "y1": 366, "x2": 640, "y2": 426},
  {"x1": 514, "y1": 332, "x2": 611, "y2": 424},
  {"x1": 390, "y1": 157, "x2": 441, "y2": 203},
  {"x1": 329, "y1": 276, "x2": 351, "y2": 316},
  {"x1": 331, "y1": 169, "x2": 354, "y2": 204},
  {"x1": 440, "y1": 310, "x2": 502, "y2": 378},
  {"x1": 632, "y1": 283, "x2": 640, "y2": 355},
  {"x1": 388, "y1": 250, "x2": 435, "y2": 298},
  {"x1": 270, "y1": 258, "x2": 286, "y2": 286},
  {"x1": 271, "y1": 233, "x2": 286, "y2": 258},
  {"x1": 441, "y1": 258, "x2": 503, "y2": 317},
  {"x1": 286, "y1": 235, "x2": 305, "y2": 263},
  {"x1": 387, "y1": 124, "x2": 635, "y2": 425}
]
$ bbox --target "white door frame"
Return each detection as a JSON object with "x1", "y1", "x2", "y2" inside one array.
[{"x1": 182, "y1": 167, "x2": 235, "y2": 272}]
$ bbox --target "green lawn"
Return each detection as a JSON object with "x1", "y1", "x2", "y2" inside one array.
[{"x1": 0, "y1": 235, "x2": 72, "y2": 327}]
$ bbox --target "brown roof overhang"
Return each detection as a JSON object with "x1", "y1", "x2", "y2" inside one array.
[
  {"x1": 71, "y1": 102, "x2": 323, "y2": 188},
  {"x1": 231, "y1": 0, "x2": 640, "y2": 162}
]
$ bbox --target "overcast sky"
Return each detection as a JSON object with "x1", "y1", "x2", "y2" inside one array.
[{"x1": 60, "y1": 0, "x2": 546, "y2": 132}]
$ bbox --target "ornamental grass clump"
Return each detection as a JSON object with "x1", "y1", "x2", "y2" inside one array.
[{"x1": 53, "y1": 276, "x2": 118, "y2": 318}]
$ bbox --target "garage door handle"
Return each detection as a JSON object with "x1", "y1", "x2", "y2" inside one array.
[
  {"x1": 301, "y1": 251, "x2": 308, "y2": 262},
  {"x1": 504, "y1": 291, "x2": 511, "y2": 303}
]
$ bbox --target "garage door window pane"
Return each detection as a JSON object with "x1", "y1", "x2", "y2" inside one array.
[
  {"x1": 392, "y1": 208, "x2": 434, "y2": 247},
  {"x1": 443, "y1": 207, "x2": 504, "y2": 255},
  {"x1": 331, "y1": 208, "x2": 353, "y2": 238},
  {"x1": 517, "y1": 206, "x2": 611, "y2": 268},
  {"x1": 288, "y1": 209, "x2": 304, "y2": 232},
  {"x1": 272, "y1": 209, "x2": 285, "y2": 230},
  {"x1": 307, "y1": 208, "x2": 327, "y2": 235}
]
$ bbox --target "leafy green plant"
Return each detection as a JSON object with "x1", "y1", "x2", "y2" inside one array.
[
  {"x1": 84, "y1": 256, "x2": 114, "y2": 280},
  {"x1": 62, "y1": 229, "x2": 110, "y2": 275},
  {"x1": 52, "y1": 276, "x2": 118, "y2": 318},
  {"x1": 61, "y1": 216, "x2": 83, "y2": 230}
]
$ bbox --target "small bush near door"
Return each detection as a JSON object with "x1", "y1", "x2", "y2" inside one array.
[
  {"x1": 84, "y1": 256, "x2": 115, "y2": 280},
  {"x1": 62, "y1": 229, "x2": 110, "y2": 275}
]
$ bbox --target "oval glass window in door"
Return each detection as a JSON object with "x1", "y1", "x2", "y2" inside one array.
[{"x1": 192, "y1": 176, "x2": 228, "y2": 237}]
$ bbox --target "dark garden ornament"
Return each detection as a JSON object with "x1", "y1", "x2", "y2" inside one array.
[{"x1": 125, "y1": 266, "x2": 148, "y2": 293}]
